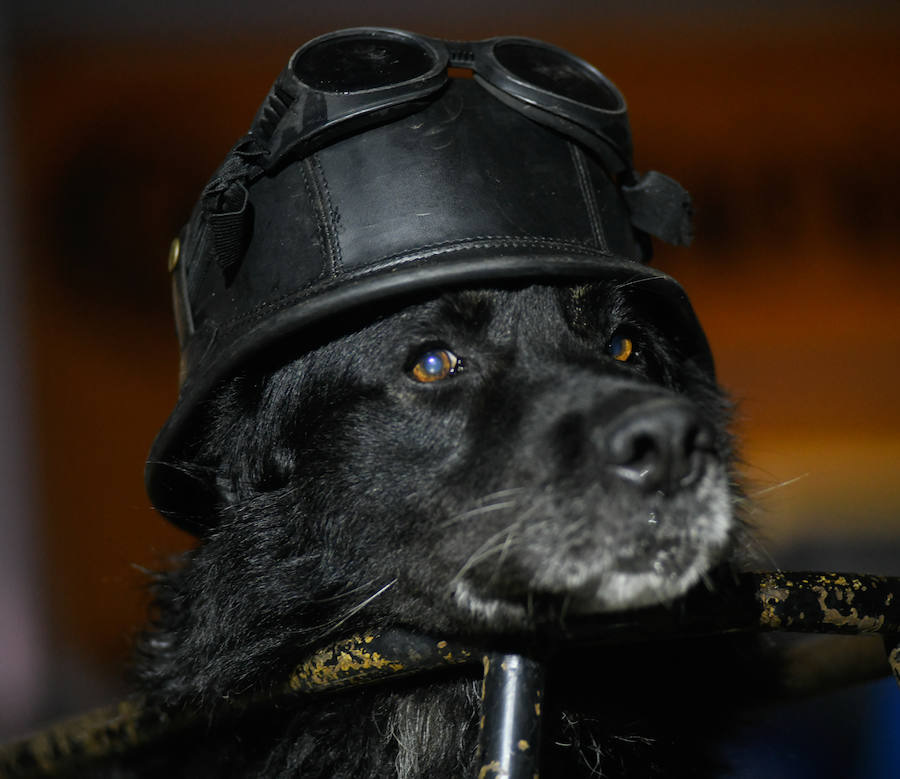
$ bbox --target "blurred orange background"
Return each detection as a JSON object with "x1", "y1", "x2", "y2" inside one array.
[{"x1": 3, "y1": 2, "x2": 899, "y2": 743}]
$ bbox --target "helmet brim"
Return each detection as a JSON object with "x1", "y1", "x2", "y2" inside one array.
[{"x1": 146, "y1": 247, "x2": 713, "y2": 534}]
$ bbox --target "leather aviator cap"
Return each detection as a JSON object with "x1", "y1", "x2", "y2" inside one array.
[{"x1": 146, "y1": 30, "x2": 712, "y2": 533}]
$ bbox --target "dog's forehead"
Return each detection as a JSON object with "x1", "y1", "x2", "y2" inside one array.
[{"x1": 414, "y1": 281, "x2": 631, "y2": 333}]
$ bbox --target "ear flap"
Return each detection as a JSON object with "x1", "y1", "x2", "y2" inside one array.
[
  {"x1": 144, "y1": 460, "x2": 223, "y2": 537},
  {"x1": 622, "y1": 170, "x2": 694, "y2": 247}
]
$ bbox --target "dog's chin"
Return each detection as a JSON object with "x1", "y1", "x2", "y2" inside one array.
[
  {"x1": 448, "y1": 493, "x2": 735, "y2": 631},
  {"x1": 560, "y1": 551, "x2": 722, "y2": 615},
  {"x1": 450, "y1": 548, "x2": 726, "y2": 631},
  {"x1": 540, "y1": 498, "x2": 736, "y2": 617}
]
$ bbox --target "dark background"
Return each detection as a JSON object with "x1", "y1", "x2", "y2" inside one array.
[{"x1": 1, "y1": 3, "x2": 898, "y2": 776}]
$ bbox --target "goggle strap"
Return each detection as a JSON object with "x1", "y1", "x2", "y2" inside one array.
[
  {"x1": 251, "y1": 56, "x2": 306, "y2": 142},
  {"x1": 205, "y1": 180, "x2": 251, "y2": 277},
  {"x1": 443, "y1": 41, "x2": 476, "y2": 68},
  {"x1": 252, "y1": 84, "x2": 295, "y2": 140},
  {"x1": 621, "y1": 171, "x2": 694, "y2": 247},
  {"x1": 473, "y1": 76, "x2": 629, "y2": 177}
]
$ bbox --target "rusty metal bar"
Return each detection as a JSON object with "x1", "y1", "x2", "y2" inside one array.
[
  {"x1": 476, "y1": 653, "x2": 545, "y2": 779},
  {"x1": 2, "y1": 570, "x2": 899, "y2": 778}
]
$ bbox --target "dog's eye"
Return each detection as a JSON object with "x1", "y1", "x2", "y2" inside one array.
[
  {"x1": 410, "y1": 348, "x2": 461, "y2": 383},
  {"x1": 607, "y1": 333, "x2": 634, "y2": 362}
]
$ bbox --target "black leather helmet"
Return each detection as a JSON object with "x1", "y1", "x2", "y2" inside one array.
[{"x1": 147, "y1": 28, "x2": 712, "y2": 533}]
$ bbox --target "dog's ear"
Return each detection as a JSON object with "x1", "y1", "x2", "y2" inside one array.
[
  {"x1": 199, "y1": 366, "x2": 302, "y2": 513},
  {"x1": 145, "y1": 457, "x2": 225, "y2": 535}
]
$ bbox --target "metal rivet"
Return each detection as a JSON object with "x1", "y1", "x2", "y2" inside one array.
[{"x1": 167, "y1": 237, "x2": 181, "y2": 272}]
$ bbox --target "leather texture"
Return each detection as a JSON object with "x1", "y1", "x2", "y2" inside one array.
[{"x1": 147, "y1": 76, "x2": 710, "y2": 532}]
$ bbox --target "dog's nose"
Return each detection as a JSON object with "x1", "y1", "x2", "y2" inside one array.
[{"x1": 604, "y1": 398, "x2": 714, "y2": 493}]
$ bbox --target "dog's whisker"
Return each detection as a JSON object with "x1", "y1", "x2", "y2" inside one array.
[
  {"x1": 478, "y1": 487, "x2": 530, "y2": 502},
  {"x1": 740, "y1": 532, "x2": 781, "y2": 571},
  {"x1": 748, "y1": 473, "x2": 809, "y2": 498},
  {"x1": 497, "y1": 527, "x2": 517, "y2": 563},
  {"x1": 578, "y1": 723, "x2": 605, "y2": 776},
  {"x1": 452, "y1": 541, "x2": 516, "y2": 582},
  {"x1": 305, "y1": 579, "x2": 398, "y2": 642},
  {"x1": 309, "y1": 579, "x2": 383, "y2": 604},
  {"x1": 439, "y1": 487, "x2": 532, "y2": 527},
  {"x1": 485, "y1": 528, "x2": 523, "y2": 587},
  {"x1": 440, "y1": 500, "x2": 520, "y2": 527},
  {"x1": 614, "y1": 273, "x2": 667, "y2": 289},
  {"x1": 450, "y1": 521, "x2": 525, "y2": 583},
  {"x1": 458, "y1": 515, "x2": 553, "y2": 587}
]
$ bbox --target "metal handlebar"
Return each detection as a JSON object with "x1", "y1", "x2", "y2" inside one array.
[{"x1": 2, "y1": 570, "x2": 899, "y2": 778}]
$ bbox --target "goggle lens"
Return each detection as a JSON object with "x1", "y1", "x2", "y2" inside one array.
[
  {"x1": 493, "y1": 41, "x2": 622, "y2": 111},
  {"x1": 293, "y1": 34, "x2": 437, "y2": 92}
]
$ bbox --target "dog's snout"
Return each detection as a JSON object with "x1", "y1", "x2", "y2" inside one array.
[{"x1": 605, "y1": 399, "x2": 713, "y2": 493}]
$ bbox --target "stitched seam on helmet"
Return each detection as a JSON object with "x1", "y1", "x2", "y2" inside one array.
[
  {"x1": 365, "y1": 235, "x2": 605, "y2": 268},
  {"x1": 311, "y1": 153, "x2": 344, "y2": 274},
  {"x1": 300, "y1": 156, "x2": 341, "y2": 277},
  {"x1": 569, "y1": 142, "x2": 609, "y2": 253},
  {"x1": 215, "y1": 236, "x2": 611, "y2": 333}
]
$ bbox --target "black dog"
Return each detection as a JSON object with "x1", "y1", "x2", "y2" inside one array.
[
  {"x1": 120, "y1": 29, "x2": 769, "y2": 779},
  {"x1": 124, "y1": 280, "x2": 755, "y2": 778}
]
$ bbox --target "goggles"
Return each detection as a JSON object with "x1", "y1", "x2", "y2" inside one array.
[{"x1": 250, "y1": 27, "x2": 635, "y2": 181}]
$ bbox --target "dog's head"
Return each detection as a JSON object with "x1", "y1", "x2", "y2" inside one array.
[
  {"x1": 143, "y1": 31, "x2": 741, "y2": 695},
  {"x1": 188, "y1": 281, "x2": 736, "y2": 639}
]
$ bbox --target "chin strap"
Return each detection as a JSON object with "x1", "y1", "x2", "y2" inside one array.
[{"x1": 2, "y1": 570, "x2": 899, "y2": 779}]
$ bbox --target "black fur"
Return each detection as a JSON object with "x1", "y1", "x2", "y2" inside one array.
[{"x1": 130, "y1": 281, "x2": 760, "y2": 778}]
